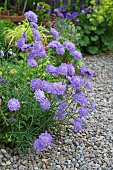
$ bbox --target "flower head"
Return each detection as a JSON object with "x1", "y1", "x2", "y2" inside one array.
[
  {"x1": 8, "y1": 98, "x2": 20, "y2": 111},
  {"x1": 80, "y1": 66, "x2": 94, "y2": 79},
  {"x1": 78, "y1": 106, "x2": 88, "y2": 117},
  {"x1": 0, "y1": 50, "x2": 4, "y2": 57},
  {"x1": 33, "y1": 139, "x2": 46, "y2": 152},
  {"x1": 86, "y1": 79, "x2": 92, "y2": 90},
  {"x1": 24, "y1": 11, "x2": 38, "y2": 23},
  {"x1": 30, "y1": 78, "x2": 42, "y2": 90},
  {"x1": 30, "y1": 22, "x2": 38, "y2": 29},
  {"x1": 58, "y1": 63, "x2": 68, "y2": 76},
  {"x1": 73, "y1": 92, "x2": 88, "y2": 106},
  {"x1": 58, "y1": 13, "x2": 64, "y2": 18},
  {"x1": 81, "y1": 8, "x2": 89, "y2": 13},
  {"x1": 71, "y1": 50, "x2": 82, "y2": 60},
  {"x1": 16, "y1": 37, "x2": 25, "y2": 49},
  {"x1": 34, "y1": 89, "x2": 45, "y2": 102},
  {"x1": 39, "y1": 132, "x2": 52, "y2": 147},
  {"x1": 70, "y1": 76, "x2": 83, "y2": 89},
  {"x1": 7, "y1": 117, "x2": 15, "y2": 123},
  {"x1": 46, "y1": 64, "x2": 59, "y2": 76},
  {"x1": 38, "y1": 6, "x2": 43, "y2": 10},
  {"x1": 51, "y1": 82, "x2": 66, "y2": 95},
  {"x1": 27, "y1": 58, "x2": 37, "y2": 67},
  {"x1": 74, "y1": 118, "x2": 85, "y2": 132},
  {"x1": 50, "y1": 28, "x2": 59, "y2": 39},
  {"x1": 32, "y1": 29, "x2": 41, "y2": 41},
  {"x1": 40, "y1": 98, "x2": 51, "y2": 110},
  {"x1": 63, "y1": 41, "x2": 75, "y2": 52}
]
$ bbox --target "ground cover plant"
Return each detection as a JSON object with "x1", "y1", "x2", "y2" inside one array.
[{"x1": 0, "y1": 11, "x2": 95, "y2": 153}]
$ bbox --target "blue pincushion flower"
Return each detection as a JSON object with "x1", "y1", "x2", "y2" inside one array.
[
  {"x1": 0, "y1": 50, "x2": 4, "y2": 57},
  {"x1": 68, "y1": 64, "x2": 75, "y2": 76},
  {"x1": 30, "y1": 22, "x2": 38, "y2": 30},
  {"x1": 63, "y1": 41, "x2": 75, "y2": 52},
  {"x1": 50, "y1": 28, "x2": 59, "y2": 39},
  {"x1": 86, "y1": 79, "x2": 92, "y2": 90},
  {"x1": 78, "y1": 106, "x2": 88, "y2": 117},
  {"x1": 33, "y1": 139, "x2": 46, "y2": 152},
  {"x1": 80, "y1": 66, "x2": 94, "y2": 79},
  {"x1": 16, "y1": 37, "x2": 25, "y2": 49},
  {"x1": 32, "y1": 29, "x2": 41, "y2": 41},
  {"x1": 54, "y1": 100, "x2": 67, "y2": 120},
  {"x1": 70, "y1": 76, "x2": 83, "y2": 90},
  {"x1": 58, "y1": 13, "x2": 64, "y2": 18},
  {"x1": 8, "y1": 98, "x2": 20, "y2": 111},
  {"x1": 30, "y1": 78, "x2": 42, "y2": 91},
  {"x1": 40, "y1": 98, "x2": 51, "y2": 110},
  {"x1": 58, "y1": 63, "x2": 68, "y2": 76},
  {"x1": 27, "y1": 58, "x2": 37, "y2": 67},
  {"x1": 71, "y1": 50, "x2": 82, "y2": 60},
  {"x1": 41, "y1": 80, "x2": 51, "y2": 93},
  {"x1": 34, "y1": 89, "x2": 45, "y2": 102},
  {"x1": 74, "y1": 118, "x2": 85, "y2": 132},
  {"x1": 73, "y1": 92, "x2": 88, "y2": 106},
  {"x1": 24, "y1": 11, "x2": 38, "y2": 23},
  {"x1": 46, "y1": 64, "x2": 59, "y2": 76},
  {"x1": 39, "y1": 132, "x2": 52, "y2": 147},
  {"x1": 51, "y1": 82, "x2": 66, "y2": 95}
]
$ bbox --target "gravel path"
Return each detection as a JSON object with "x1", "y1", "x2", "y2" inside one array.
[{"x1": 0, "y1": 55, "x2": 113, "y2": 170}]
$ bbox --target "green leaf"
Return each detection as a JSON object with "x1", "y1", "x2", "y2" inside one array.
[
  {"x1": 88, "y1": 46, "x2": 99, "y2": 54},
  {"x1": 79, "y1": 36, "x2": 90, "y2": 46},
  {"x1": 95, "y1": 27, "x2": 106, "y2": 35},
  {"x1": 91, "y1": 35, "x2": 99, "y2": 41}
]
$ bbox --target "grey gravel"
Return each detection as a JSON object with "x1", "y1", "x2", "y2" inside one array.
[{"x1": 0, "y1": 55, "x2": 113, "y2": 170}]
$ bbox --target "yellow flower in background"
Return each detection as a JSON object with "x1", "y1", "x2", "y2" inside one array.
[
  {"x1": 70, "y1": 22, "x2": 73, "y2": 25},
  {"x1": 10, "y1": 69, "x2": 17, "y2": 75}
]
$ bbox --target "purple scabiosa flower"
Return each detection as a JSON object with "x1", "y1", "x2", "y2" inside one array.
[
  {"x1": 74, "y1": 118, "x2": 85, "y2": 132},
  {"x1": 50, "y1": 28, "x2": 59, "y2": 39},
  {"x1": 40, "y1": 98, "x2": 51, "y2": 110},
  {"x1": 27, "y1": 58, "x2": 37, "y2": 67},
  {"x1": 63, "y1": 41, "x2": 75, "y2": 52},
  {"x1": 52, "y1": 13, "x2": 56, "y2": 17},
  {"x1": 81, "y1": 8, "x2": 89, "y2": 13},
  {"x1": 58, "y1": 63, "x2": 68, "y2": 76},
  {"x1": 0, "y1": 50, "x2": 4, "y2": 57},
  {"x1": 34, "y1": 89, "x2": 45, "y2": 102},
  {"x1": 24, "y1": 11, "x2": 38, "y2": 23},
  {"x1": 78, "y1": 106, "x2": 88, "y2": 117},
  {"x1": 58, "y1": 13, "x2": 64, "y2": 18},
  {"x1": 51, "y1": 82, "x2": 66, "y2": 95},
  {"x1": 8, "y1": 98, "x2": 20, "y2": 111},
  {"x1": 46, "y1": 9, "x2": 51, "y2": 14},
  {"x1": 75, "y1": 18, "x2": 80, "y2": 23},
  {"x1": 33, "y1": 139, "x2": 46, "y2": 152},
  {"x1": 33, "y1": 41, "x2": 44, "y2": 51},
  {"x1": 68, "y1": 64, "x2": 75, "y2": 76},
  {"x1": 54, "y1": 8, "x2": 58, "y2": 13},
  {"x1": 71, "y1": 50, "x2": 82, "y2": 60},
  {"x1": 16, "y1": 37, "x2": 25, "y2": 49},
  {"x1": 46, "y1": 64, "x2": 59, "y2": 76},
  {"x1": 39, "y1": 132, "x2": 52, "y2": 147},
  {"x1": 41, "y1": 80, "x2": 51, "y2": 92},
  {"x1": 30, "y1": 78, "x2": 42, "y2": 91},
  {"x1": 30, "y1": 22, "x2": 38, "y2": 29},
  {"x1": 73, "y1": 92, "x2": 88, "y2": 106},
  {"x1": 32, "y1": 29, "x2": 41, "y2": 41},
  {"x1": 91, "y1": 100, "x2": 95, "y2": 111},
  {"x1": 7, "y1": 117, "x2": 15, "y2": 123},
  {"x1": 60, "y1": 7, "x2": 65, "y2": 13},
  {"x1": 70, "y1": 76, "x2": 83, "y2": 90},
  {"x1": 66, "y1": 12, "x2": 72, "y2": 19},
  {"x1": 86, "y1": 79, "x2": 92, "y2": 90},
  {"x1": 38, "y1": 6, "x2": 43, "y2": 10},
  {"x1": 56, "y1": 46, "x2": 65, "y2": 55},
  {"x1": 21, "y1": 44, "x2": 31, "y2": 52},
  {"x1": 80, "y1": 66, "x2": 94, "y2": 79},
  {"x1": 72, "y1": 12, "x2": 78, "y2": 18}
]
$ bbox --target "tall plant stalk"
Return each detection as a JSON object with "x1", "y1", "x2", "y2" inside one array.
[
  {"x1": 4, "y1": 0, "x2": 7, "y2": 11},
  {"x1": 22, "y1": 0, "x2": 28, "y2": 14}
]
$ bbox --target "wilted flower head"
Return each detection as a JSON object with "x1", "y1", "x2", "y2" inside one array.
[
  {"x1": 0, "y1": 50, "x2": 4, "y2": 57},
  {"x1": 39, "y1": 132, "x2": 52, "y2": 147},
  {"x1": 7, "y1": 117, "x2": 15, "y2": 123},
  {"x1": 8, "y1": 98, "x2": 20, "y2": 111},
  {"x1": 80, "y1": 66, "x2": 94, "y2": 79},
  {"x1": 50, "y1": 28, "x2": 59, "y2": 39},
  {"x1": 24, "y1": 11, "x2": 38, "y2": 23},
  {"x1": 73, "y1": 92, "x2": 88, "y2": 106}
]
